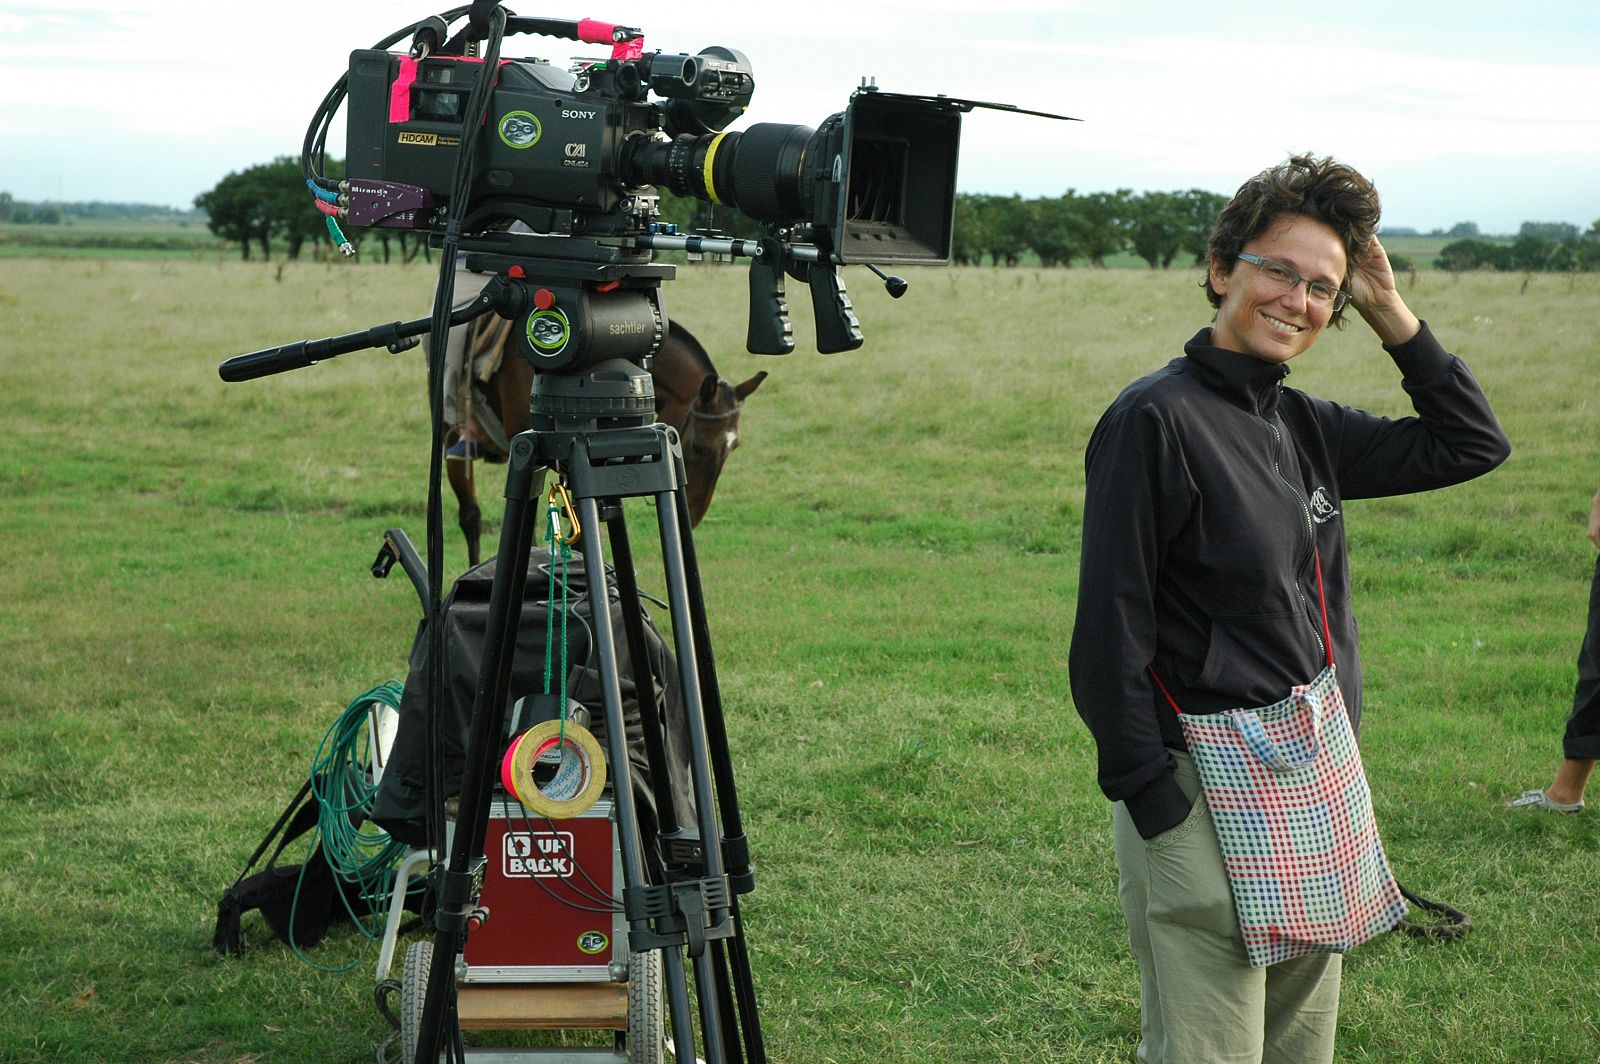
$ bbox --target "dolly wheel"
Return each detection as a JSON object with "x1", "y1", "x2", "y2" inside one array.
[
  {"x1": 401, "y1": 940, "x2": 434, "y2": 1063},
  {"x1": 628, "y1": 949, "x2": 665, "y2": 1064}
]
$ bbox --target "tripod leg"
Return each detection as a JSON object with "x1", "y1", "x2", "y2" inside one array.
[
  {"x1": 570, "y1": 492, "x2": 705, "y2": 1062},
  {"x1": 675, "y1": 493, "x2": 768, "y2": 1064},
  {"x1": 413, "y1": 434, "x2": 544, "y2": 1064},
  {"x1": 646, "y1": 487, "x2": 744, "y2": 1064},
  {"x1": 602, "y1": 508, "x2": 686, "y2": 846}
]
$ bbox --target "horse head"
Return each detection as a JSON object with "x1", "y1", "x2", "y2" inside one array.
[
  {"x1": 677, "y1": 369, "x2": 766, "y2": 527},
  {"x1": 444, "y1": 312, "x2": 765, "y2": 565}
]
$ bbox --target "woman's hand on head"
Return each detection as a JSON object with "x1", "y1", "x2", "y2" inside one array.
[{"x1": 1349, "y1": 237, "x2": 1421, "y2": 345}]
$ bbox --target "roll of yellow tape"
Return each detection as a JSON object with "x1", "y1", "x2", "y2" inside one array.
[{"x1": 500, "y1": 719, "x2": 607, "y2": 818}]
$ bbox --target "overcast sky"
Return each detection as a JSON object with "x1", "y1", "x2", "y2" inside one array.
[{"x1": 2, "y1": 1, "x2": 1595, "y2": 235}]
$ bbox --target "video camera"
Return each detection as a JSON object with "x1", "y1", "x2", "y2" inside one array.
[
  {"x1": 308, "y1": 5, "x2": 1072, "y2": 356},
  {"x1": 345, "y1": 37, "x2": 962, "y2": 269}
]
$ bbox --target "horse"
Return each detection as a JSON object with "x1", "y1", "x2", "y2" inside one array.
[{"x1": 443, "y1": 316, "x2": 766, "y2": 566}]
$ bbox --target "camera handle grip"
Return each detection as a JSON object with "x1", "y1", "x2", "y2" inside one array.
[
  {"x1": 745, "y1": 240, "x2": 794, "y2": 355},
  {"x1": 808, "y1": 264, "x2": 865, "y2": 354}
]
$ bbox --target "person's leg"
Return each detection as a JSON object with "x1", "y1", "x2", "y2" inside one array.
[
  {"x1": 1511, "y1": 557, "x2": 1600, "y2": 810},
  {"x1": 1112, "y1": 802, "x2": 1162, "y2": 1063},
  {"x1": 1549, "y1": 557, "x2": 1600, "y2": 801},
  {"x1": 1261, "y1": 951, "x2": 1341, "y2": 1064},
  {"x1": 1114, "y1": 753, "x2": 1265, "y2": 1063},
  {"x1": 1546, "y1": 758, "x2": 1597, "y2": 806},
  {"x1": 1561, "y1": 556, "x2": 1600, "y2": 758}
]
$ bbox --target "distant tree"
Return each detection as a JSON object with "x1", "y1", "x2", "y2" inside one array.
[
  {"x1": 1577, "y1": 225, "x2": 1600, "y2": 271},
  {"x1": 1519, "y1": 221, "x2": 1579, "y2": 242},
  {"x1": 258, "y1": 156, "x2": 329, "y2": 260},
  {"x1": 0, "y1": 194, "x2": 64, "y2": 225},
  {"x1": 1508, "y1": 234, "x2": 1559, "y2": 271},
  {"x1": 196, "y1": 166, "x2": 278, "y2": 259},
  {"x1": 1437, "y1": 239, "x2": 1509, "y2": 271},
  {"x1": 1126, "y1": 191, "x2": 1185, "y2": 269},
  {"x1": 1072, "y1": 189, "x2": 1132, "y2": 267},
  {"x1": 1175, "y1": 189, "x2": 1228, "y2": 266},
  {"x1": 971, "y1": 194, "x2": 1030, "y2": 266},
  {"x1": 367, "y1": 230, "x2": 433, "y2": 265},
  {"x1": 951, "y1": 194, "x2": 983, "y2": 266},
  {"x1": 1446, "y1": 221, "x2": 1480, "y2": 238},
  {"x1": 1543, "y1": 240, "x2": 1578, "y2": 272},
  {"x1": 1022, "y1": 193, "x2": 1085, "y2": 267},
  {"x1": 197, "y1": 157, "x2": 354, "y2": 259}
]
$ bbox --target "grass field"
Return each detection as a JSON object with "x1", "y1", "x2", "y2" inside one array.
[{"x1": 1, "y1": 256, "x2": 1598, "y2": 1062}]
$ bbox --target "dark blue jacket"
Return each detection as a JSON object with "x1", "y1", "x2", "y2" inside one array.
[{"x1": 1069, "y1": 323, "x2": 1510, "y2": 838}]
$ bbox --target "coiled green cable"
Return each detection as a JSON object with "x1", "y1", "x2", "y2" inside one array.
[{"x1": 288, "y1": 680, "x2": 413, "y2": 972}]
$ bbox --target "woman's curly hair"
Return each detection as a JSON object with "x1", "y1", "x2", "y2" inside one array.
[{"x1": 1204, "y1": 153, "x2": 1381, "y2": 327}]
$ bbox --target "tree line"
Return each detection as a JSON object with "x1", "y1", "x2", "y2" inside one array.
[
  {"x1": 1437, "y1": 222, "x2": 1600, "y2": 273},
  {"x1": 177, "y1": 161, "x2": 1600, "y2": 273}
]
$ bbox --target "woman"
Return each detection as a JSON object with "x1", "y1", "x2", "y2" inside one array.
[{"x1": 1068, "y1": 154, "x2": 1510, "y2": 1063}]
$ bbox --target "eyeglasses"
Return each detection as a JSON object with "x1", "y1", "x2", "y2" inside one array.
[{"x1": 1235, "y1": 252, "x2": 1350, "y2": 312}]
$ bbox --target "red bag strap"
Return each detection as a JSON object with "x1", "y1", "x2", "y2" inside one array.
[
  {"x1": 1146, "y1": 664, "x2": 1184, "y2": 716},
  {"x1": 1148, "y1": 548, "x2": 1334, "y2": 716},
  {"x1": 1312, "y1": 548, "x2": 1334, "y2": 669}
]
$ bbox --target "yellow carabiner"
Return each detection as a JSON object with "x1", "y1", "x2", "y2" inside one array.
[{"x1": 547, "y1": 481, "x2": 582, "y2": 547}]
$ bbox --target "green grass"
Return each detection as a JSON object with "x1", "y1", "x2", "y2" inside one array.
[{"x1": 1, "y1": 257, "x2": 1598, "y2": 1062}]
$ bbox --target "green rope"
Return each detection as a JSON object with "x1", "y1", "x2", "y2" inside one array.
[
  {"x1": 543, "y1": 492, "x2": 572, "y2": 747},
  {"x1": 287, "y1": 680, "x2": 413, "y2": 972}
]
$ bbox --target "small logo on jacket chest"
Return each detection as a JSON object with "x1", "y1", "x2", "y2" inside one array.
[{"x1": 1309, "y1": 486, "x2": 1341, "y2": 524}]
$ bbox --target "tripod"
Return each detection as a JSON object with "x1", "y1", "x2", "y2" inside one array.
[
  {"x1": 415, "y1": 405, "x2": 764, "y2": 1063},
  {"x1": 221, "y1": 241, "x2": 767, "y2": 1064}
]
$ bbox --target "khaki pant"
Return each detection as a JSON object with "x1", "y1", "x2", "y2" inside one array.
[{"x1": 1112, "y1": 751, "x2": 1341, "y2": 1064}]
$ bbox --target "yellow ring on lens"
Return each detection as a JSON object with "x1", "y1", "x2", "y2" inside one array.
[{"x1": 702, "y1": 133, "x2": 728, "y2": 205}]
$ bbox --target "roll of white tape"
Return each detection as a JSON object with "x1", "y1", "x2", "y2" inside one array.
[{"x1": 500, "y1": 719, "x2": 607, "y2": 818}]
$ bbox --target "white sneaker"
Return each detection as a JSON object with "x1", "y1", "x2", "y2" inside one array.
[{"x1": 1504, "y1": 789, "x2": 1584, "y2": 813}]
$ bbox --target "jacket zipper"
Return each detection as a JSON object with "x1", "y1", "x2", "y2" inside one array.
[{"x1": 1264, "y1": 417, "x2": 1326, "y2": 663}]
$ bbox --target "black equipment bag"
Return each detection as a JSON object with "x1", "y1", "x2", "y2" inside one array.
[
  {"x1": 369, "y1": 547, "x2": 693, "y2": 849},
  {"x1": 212, "y1": 777, "x2": 367, "y2": 955}
]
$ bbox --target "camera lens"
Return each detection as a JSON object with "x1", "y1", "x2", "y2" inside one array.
[{"x1": 627, "y1": 122, "x2": 822, "y2": 225}]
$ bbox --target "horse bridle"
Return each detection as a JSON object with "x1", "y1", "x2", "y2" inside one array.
[{"x1": 684, "y1": 401, "x2": 742, "y2": 423}]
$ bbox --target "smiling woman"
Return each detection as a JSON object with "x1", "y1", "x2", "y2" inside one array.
[
  {"x1": 1209, "y1": 215, "x2": 1349, "y2": 364},
  {"x1": 1068, "y1": 153, "x2": 1512, "y2": 1064}
]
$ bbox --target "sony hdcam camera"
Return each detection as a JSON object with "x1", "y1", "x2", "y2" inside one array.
[
  {"x1": 344, "y1": 32, "x2": 968, "y2": 265},
  {"x1": 262, "y1": 8, "x2": 1070, "y2": 364}
]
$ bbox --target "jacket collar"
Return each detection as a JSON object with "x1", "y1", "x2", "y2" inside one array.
[{"x1": 1182, "y1": 328, "x2": 1290, "y2": 417}]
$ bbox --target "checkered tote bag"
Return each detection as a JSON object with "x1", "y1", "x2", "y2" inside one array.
[{"x1": 1150, "y1": 554, "x2": 1407, "y2": 967}]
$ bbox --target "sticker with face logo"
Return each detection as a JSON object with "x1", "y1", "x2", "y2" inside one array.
[
  {"x1": 527, "y1": 307, "x2": 571, "y2": 355},
  {"x1": 498, "y1": 111, "x2": 542, "y2": 149}
]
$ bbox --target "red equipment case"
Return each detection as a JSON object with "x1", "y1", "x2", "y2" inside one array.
[{"x1": 461, "y1": 798, "x2": 626, "y2": 983}]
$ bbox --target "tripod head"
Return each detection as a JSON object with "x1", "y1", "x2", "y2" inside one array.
[
  {"x1": 219, "y1": 233, "x2": 672, "y2": 439},
  {"x1": 454, "y1": 234, "x2": 671, "y2": 438}
]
